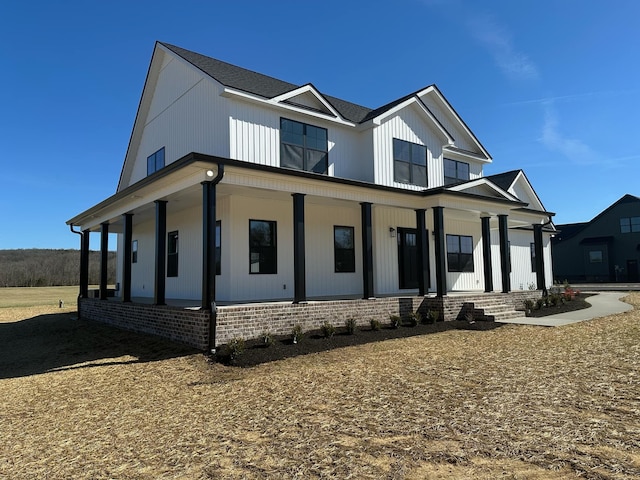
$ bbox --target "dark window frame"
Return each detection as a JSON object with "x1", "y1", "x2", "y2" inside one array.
[
  {"x1": 280, "y1": 118, "x2": 328, "y2": 174},
  {"x1": 249, "y1": 219, "x2": 277, "y2": 274},
  {"x1": 132, "y1": 239, "x2": 138, "y2": 264},
  {"x1": 167, "y1": 230, "x2": 178, "y2": 277},
  {"x1": 589, "y1": 250, "x2": 603, "y2": 263},
  {"x1": 530, "y1": 242, "x2": 536, "y2": 272},
  {"x1": 620, "y1": 216, "x2": 640, "y2": 233},
  {"x1": 444, "y1": 158, "x2": 470, "y2": 185},
  {"x1": 147, "y1": 147, "x2": 165, "y2": 176},
  {"x1": 446, "y1": 234, "x2": 474, "y2": 272},
  {"x1": 334, "y1": 225, "x2": 355, "y2": 273},
  {"x1": 393, "y1": 138, "x2": 427, "y2": 187}
]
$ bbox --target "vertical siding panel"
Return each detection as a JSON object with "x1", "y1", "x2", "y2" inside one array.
[
  {"x1": 444, "y1": 216, "x2": 483, "y2": 291},
  {"x1": 130, "y1": 218, "x2": 156, "y2": 299},
  {"x1": 165, "y1": 205, "x2": 202, "y2": 300}
]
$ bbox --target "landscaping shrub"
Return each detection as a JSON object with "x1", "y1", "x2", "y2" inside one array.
[
  {"x1": 227, "y1": 337, "x2": 245, "y2": 361},
  {"x1": 370, "y1": 318, "x2": 381, "y2": 331},
  {"x1": 389, "y1": 315, "x2": 401, "y2": 329},
  {"x1": 260, "y1": 331, "x2": 273, "y2": 347},
  {"x1": 345, "y1": 318, "x2": 357, "y2": 335},
  {"x1": 291, "y1": 324, "x2": 303, "y2": 344},
  {"x1": 321, "y1": 322, "x2": 336, "y2": 338}
]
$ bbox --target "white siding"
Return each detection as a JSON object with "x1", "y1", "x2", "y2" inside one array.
[
  {"x1": 509, "y1": 230, "x2": 537, "y2": 291},
  {"x1": 130, "y1": 218, "x2": 156, "y2": 299},
  {"x1": 128, "y1": 58, "x2": 230, "y2": 186},
  {"x1": 305, "y1": 202, "x2": 362, "y2": 297},
  {"x1": 420, "y1": 97, "x2": 476, "y2": 152},
  {"x1": 443, "y1": 216, "x2": 484, "y2": 291},
  {"x1": 229, "y1": 103, "x2": 372, "y2": 181},
  {"x1": 372, "y1": 206, "x2": 417, "y2": 295},
  {"x1": 373, "y1": 106, "x2": 444, "y2": 189},
  {"x1": 165, "y1": 206, "x2": 202, "y2": 300}
]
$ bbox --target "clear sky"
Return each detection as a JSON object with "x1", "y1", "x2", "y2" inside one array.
[{"x1": 1, "y1": 0, "x2": 639, "y2": 249}]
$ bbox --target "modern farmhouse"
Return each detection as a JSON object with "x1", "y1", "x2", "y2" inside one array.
[{"x1": 67, "y1": 42, "x2": 554, "y2": 352}]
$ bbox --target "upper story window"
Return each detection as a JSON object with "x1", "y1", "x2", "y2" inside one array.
[
  {"x1": 393, "y1": 139, "x2": 427, "y2": 187},
  {"x1": 147, "y1": 147, "x2": 165, "y2": 176},
  {"x1": 620, "y1": 217, "x2": 640, "y2": 233},
  {"x1": 280, "y1": 118, "x2": 328, "y2": 174},
  {"x1": 444, "y1": 158, "x2": 470, "y2": 185}
]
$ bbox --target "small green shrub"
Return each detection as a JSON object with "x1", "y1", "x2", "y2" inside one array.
[
  {"x1": 370, "y1": 318, "x2": 381, "y2": 331},
  {"x1": 523, "y1": 299, "x2": 534, "y2": 311},
  {"x1": 260, "y1": 330, "x2": 273, "y2": 347},
  {"x1": 389, "y1": 315, "x2": 401, "y2": 329},
  {"x1": 550, "y1": 294, "x2": 560, "y2": 307},
  {"x1": 227, "y1": 337, "x2": 245, "y2": 360},
  {"x1": 406, "y1": 311, "x2": 419, "y2": 327},
  {"x1": 291, "y1": 324, "x2": 303, "y2": 344},
  {"x1": 321, "y1": 321, "x2": 336, "y2": 338},
  {"x1": 345, "y1": 318, "x2": 357, "y2": 335},
  {"x1": 535, "y1": 298, "x2": 545, "y2": 310}
]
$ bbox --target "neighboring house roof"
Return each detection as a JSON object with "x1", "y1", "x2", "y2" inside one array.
[{"x1": 554, "y1": 194, "x2": 640, "y2": 242}]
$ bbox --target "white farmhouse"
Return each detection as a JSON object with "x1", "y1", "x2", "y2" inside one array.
[{"x1": 67, "y1": 42, "x2": 553, "y2": 351}]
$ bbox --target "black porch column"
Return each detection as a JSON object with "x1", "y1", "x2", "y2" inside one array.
[
  {"x1": 361, "y1": 202, "x2": 374, "y2": 299},
  {"x1": 433, "y1": 206, "x2": 447, "y2": 297},
  {"x1": 481, "y1": 216, "x2": 493, "y2": 292},
  {"x1": 100, "y1": 223, "x2": 109, "y2": 300},
  {"x1": 154, "y1": 200, "x2": 167, "y2": 305},
  {"x1": 415, "y1": 208, "x2": 429, "y2": 296},
  {"x1": 533, "y1": 223, "x2": 546, "y2": 291},
  {"x1": 498, "y1": 214, "x2": 511, "y2": 293},
  {"x1": 122, "y1": 213, "x2": 133, "y2": 302},
  {"x1": 292, "y1": 193, "x2": 306, "y2": 303},
  {"x1": 201, "y1": 182, "x2": 217, "y2": 309},
  {"x1": 80, "y1": 229, "x2": 90, "y2": 299}
]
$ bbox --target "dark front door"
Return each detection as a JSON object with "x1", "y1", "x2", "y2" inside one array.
[
  {"x1": 398, "y1": 228, "x2": 418, "y2": 289},
  {"x1": 627, "y1": 260, "x2": 639, "y2": 282}
]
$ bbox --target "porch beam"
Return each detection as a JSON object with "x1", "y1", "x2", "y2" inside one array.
[
  {"x1": 433, "y1": 206, "x2": 447, "y2": 297},
  {"x1": 201, "y1": 182, "x2": 217, "y2": 309},
  {"x1": 533, "y1": 223, "x2": 546, "y2": 291},
  {"x1": 415, "y1": 208, "x2": 429, "y2": 296},
  {"x1": 481, "y1": 216, "x2": 493, "y2": 292},
  {"x1": 100, "y1": 223, "x2": 109, "y2": 300},
  {"x1": 498, "y1": 214, "x2": 511, "y2": 293},
  {"x1": 361, "y1": 202, "x2": 374, "y2": 299},
  {"x1": 80, "y1": 229, "x2": 90, "y2": 299},
  {"x1": 122, "y1": 213, "x2": 133, "y2": 302},
  {"x1": 292, "y1": 193, "x2": 306, "y2": 303},
  {"x1": 154, "y1": 200, "x2": 167, "y2": 305}
]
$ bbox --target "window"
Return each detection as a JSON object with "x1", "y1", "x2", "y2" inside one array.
[
  {"x1": 393, "y1": 138, "x2": 427, "y2": 187},
  {"x1": 334, "y1": 226, "x2": 355, "y2": 273},
  {"x1": 167, "y1": 231, "x2": 178, "y2": 277},
  {"x1": 620, "y1": 217, "x2": 640, "y2": 233},
  {"x1": 530, "y1": 243, "x2": 536, "y2": 272},
  {"x1": 446, "y1": 234, "x2": 474, "y2": 272},
  {"x1": 215, "y1": 221, "x2": 221, "y2": 276},
  {"x1": 444, "y1": 159, "x2": 470, "y2": 185},
  {"x1": 249, "y1": 220, "x2": 277, "y2": 274},
  {"x1": 589, "y1": 250, "x2": 603, "y2": 263},
  {"x1": 132, "y1": 240, "x2": 138, "y2": 264},
  {"x1": 147, "y1": 147, "x2": 165, "y2": 175},
  {"x1": 280, "y1": 118, "x2": 328, "y2": 174}
]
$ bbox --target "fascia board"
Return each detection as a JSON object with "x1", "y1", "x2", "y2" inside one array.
[
  {"x1": 372, "y1": 96, "x2": 454, "y2": 144},
  {"x1": 448, "y1": 178, "x2": 521, "y2": 203},
  {"x1": 442, "y1": 146, "x2": 492, "y2": 163},
  {"x1": 221, "y1": 87, "x2": 356, "y2": 127},
  {"x1": 270, "y1": 84, "x2": 342, "y2": 119},
  {"x1": 422, "y1": 86, "x2": 492, "y2": 160}
]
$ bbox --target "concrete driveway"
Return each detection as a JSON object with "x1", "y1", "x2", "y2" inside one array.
[{"x1": 497, "y1": 292, "x2": 634, "y2": 327}]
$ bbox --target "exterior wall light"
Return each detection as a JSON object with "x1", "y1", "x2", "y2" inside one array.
[{"x1": 389, "y1": 227, "x2": 396, "y2": 238}]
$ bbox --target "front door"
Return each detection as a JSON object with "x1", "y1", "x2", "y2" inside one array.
[
  {"x1": 398, "y1": 228, "x2": 418, "y2": 289},
  {"x1": 627, "y1": 260, "x2": 639, "y2": 282}
]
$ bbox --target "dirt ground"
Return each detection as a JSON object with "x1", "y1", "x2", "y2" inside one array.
[{"x1": 1, "y1": 294, "x2": 639, "y2": 479}]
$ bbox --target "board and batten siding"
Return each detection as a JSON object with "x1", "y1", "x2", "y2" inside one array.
[
  {"x1": 229, "y1": 103, "x2": 371, "y2": 181},
  {"x1": 373, "y1": 106, "x2": 444, "y2": 190},
  {"x1": 128, "y1": 56, "x2": 230, "y2": 186},
  {"x1": 419, "y1": 96, "x2": 476, "y2": 152},
  {"x1": 444, "y1": 216, "x2": 485, "y2": 291}
]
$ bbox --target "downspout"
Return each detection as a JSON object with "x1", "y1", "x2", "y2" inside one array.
[
  {"x1": 69, "y1": 224, "x2": 84, "y2": 315},
  {"x1": 205, "y1": 164, "x2": 224, "y2": 355}
]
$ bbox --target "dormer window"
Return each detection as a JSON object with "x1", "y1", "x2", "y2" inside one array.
[
  {"x1": 147, "y1": 147, "x2": 165, "y2": 176},
  {"x1": 444, "y1": 158, "x2": 470, "y2": 185},
  {"x1": 280, "y1": 118, "x2": 328, "y2": 174},
  {"x1": 393, "y1": 139, "x2": 427, "y2": 187}
]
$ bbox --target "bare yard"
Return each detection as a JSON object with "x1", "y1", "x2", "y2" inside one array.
[{"x1": 1, "y1": 291, "x2": 639, "y2": 479}]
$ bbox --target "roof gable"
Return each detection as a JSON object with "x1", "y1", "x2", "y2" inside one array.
[
  {"x1": 447, "y1": 178, "x2": 520, "y2": 202},
  {"x1": 486, "y1": 170, "x2": 546, "y2": 212}
]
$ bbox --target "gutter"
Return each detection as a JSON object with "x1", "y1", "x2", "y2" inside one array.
[
  {"x1": 206, "y1": 164, "x2": 224, "y2": 355},
  {"x1": 69, "y1": 224, "x2": 84, "y2": 312}
]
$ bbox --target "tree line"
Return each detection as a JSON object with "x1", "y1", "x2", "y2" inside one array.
[{"x1": 0, "y1": 249, "x2": 117, "y2": 287}]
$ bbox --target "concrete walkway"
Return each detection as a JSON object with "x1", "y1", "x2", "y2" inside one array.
[{"x1": 497, "y1": 292, "x2": 634, "y2": 327}]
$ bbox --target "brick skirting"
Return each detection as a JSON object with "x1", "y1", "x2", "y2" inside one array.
[{"x1": 80, "y1": 291, "x2": 541, "y2": 350}]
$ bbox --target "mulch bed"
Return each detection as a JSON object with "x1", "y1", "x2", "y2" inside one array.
[{"x1": 218, "y1": 293, "x2": 595, "y2": 367}]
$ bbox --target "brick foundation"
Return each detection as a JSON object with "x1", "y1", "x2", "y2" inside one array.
[{"x1": 80, "y1": 291, "x2": 541, "y2": 350}]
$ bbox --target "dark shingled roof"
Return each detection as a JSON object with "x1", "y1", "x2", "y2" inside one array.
[
  {"x1": 160, "y1": 42, "x2": 374, "y2": 123},
  {"x1": 485, "y1": 170, "x2": 521, "y2": 191}
]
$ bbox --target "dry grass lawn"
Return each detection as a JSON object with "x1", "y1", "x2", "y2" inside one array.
[{"x1": 1, "y1": 291, "x2": 639, "y2": 479}]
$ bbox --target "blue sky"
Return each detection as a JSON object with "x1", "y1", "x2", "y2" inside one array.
[{"x1": 1, "y1": 0, "x2": 639, "y2": 249}]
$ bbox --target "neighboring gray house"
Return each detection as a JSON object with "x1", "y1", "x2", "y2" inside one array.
[{"x1": 552, "y1": 194, "x2": 640, "y2": 283}]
